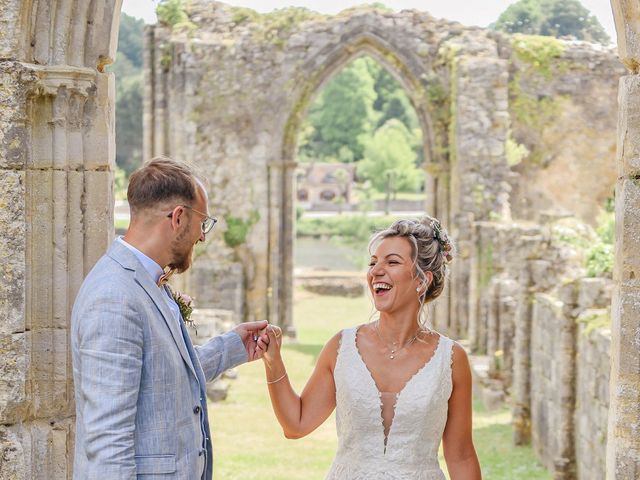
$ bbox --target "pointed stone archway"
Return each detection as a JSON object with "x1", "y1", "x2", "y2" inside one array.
[
  {"x1": 276, "y1": 33, "x2": 440, "y2": 336},
  {"x1": 145, "y1": 3, "x2": 512, "y2": 336}
]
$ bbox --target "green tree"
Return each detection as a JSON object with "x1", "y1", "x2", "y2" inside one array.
[
  {"x1": 108, "y1": 13, "x2": 144, "y2": 175},
  {"x1": 304, "y1": 57, "x2": 377, "y2": 161},
  {"x1": 493, "y1": 0, "x2": 610, "y2": 45},
  {"x1": 357, "y1": 119, "x2": 423, "y2": 209},
  {"x1": 117, "y1": 13, "x2": 144, "y2": 68}
]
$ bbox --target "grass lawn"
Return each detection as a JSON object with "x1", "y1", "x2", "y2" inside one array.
[{"x1": 210, "y1": 292, "x2": 550, "y2": 480}]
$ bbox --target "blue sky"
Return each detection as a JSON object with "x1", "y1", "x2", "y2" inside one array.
[{"x1": 121, "y1": 0, "x2": 617, "y2": 43}]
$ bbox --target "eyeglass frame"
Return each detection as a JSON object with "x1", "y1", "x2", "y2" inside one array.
[{"x1": 166, "y1": 205, "x2": 217, "y2": 235}]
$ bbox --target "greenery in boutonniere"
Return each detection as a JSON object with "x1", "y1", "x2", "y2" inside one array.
[{"x1": 171, "y1": 289, "x2": 197, "y2": 332}]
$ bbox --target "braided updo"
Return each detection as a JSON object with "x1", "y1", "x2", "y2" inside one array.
[{"x1": 368, "y1": 215, "x2": 454, "y2": 305}]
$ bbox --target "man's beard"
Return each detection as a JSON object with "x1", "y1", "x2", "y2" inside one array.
[{"x1": 169, "y1": 224, "x2": 194, "y2": 273}]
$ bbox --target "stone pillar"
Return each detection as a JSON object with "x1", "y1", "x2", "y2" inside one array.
[
  {"x1": 281, "y1": 161, "x2": 297, "y2": 338},
  {"x1": 607, "y1": 2, "x2": 640, "y2": 478},
  {"x1": 449, "y1": 52, "x2": 510, "y2": 222},
  {"x1": 144, "y1": 25, "x2": 171, "y2": 160},
  {"x1": 0, "y1": 62, "x2": 115, "y2": 480},
  {"x1": 0, "y1": 2, "x2": 119, "y2": 478},
  {"x1": 512, "y1": 262, "x2": 535, "y2": 445}
]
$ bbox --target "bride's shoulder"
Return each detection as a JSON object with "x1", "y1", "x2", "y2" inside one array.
[{"x1": 324, "y1": 325, "x2": 358, "y2": 349}]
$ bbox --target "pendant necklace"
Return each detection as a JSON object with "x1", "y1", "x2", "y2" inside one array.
[{"x1": 374, "y1": 320, "x2": 423, "y2": 360}]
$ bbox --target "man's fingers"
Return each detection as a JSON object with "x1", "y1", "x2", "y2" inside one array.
[{"x1": 240, "y1": 320, "x2": 268, "y2": 333}]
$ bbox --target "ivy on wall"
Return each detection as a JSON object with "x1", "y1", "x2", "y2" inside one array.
[{"x1": 223, "y1": 210, "x2": 261, "y2": 248}]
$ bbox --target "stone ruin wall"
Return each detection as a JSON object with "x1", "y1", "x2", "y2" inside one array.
[
  {"x1": 148, "y1": 1, "x2": 623, "y2": 330},
  {"x1": 468, "y1": 218, "x2": 615, "y2": 479},
  {"x1": 147, "y1": 1, "x2": 517, "y2": 331},
  {"x1": 575, "y1": 318, "x2": 611, "y2": 480},
  {"x1": 148, "y1": 5, "x2": 629, "y2": 477},
  {"x1": 506, "y1": 41, "x2": 625, "y2": 225}
]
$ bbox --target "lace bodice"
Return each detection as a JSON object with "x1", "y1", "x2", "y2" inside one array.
[{"x1": 326, "y1": 326, "x2": 454, "y2": 480}]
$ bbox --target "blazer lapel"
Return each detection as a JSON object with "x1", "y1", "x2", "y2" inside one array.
[{"x1": 107, "y1": 241, "x2": 199, "y2": 380}]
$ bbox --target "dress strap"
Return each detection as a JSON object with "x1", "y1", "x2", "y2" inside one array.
[{"x1": 436, "y1": 335, "x2": 455, "y2": 372}]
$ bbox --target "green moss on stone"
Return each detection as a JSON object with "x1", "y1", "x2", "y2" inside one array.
[
  {"x1": 224, "y1": 210, "x2": 261, "y2": 248},
  {"x1": 510, "y1": 34, "x2": 566, "y2": 79},
  {"x1": 478, "y1": 241, "x2": 494, "y2": 290}
]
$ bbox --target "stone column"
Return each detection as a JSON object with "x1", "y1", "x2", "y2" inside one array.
[
  {"x1": 280, "y1": 161, "x2": 297, "y2": 338},
  {"x1": 607, "y1": 3, "x2": 640, "y2": 478},
  {"x1": 0, "y1": 62, "x2": 114, "y2": 480}
]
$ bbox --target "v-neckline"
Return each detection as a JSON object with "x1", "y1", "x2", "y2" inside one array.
[{"x1": 353, "y1": 326, "x2": 443, "y2": 454}]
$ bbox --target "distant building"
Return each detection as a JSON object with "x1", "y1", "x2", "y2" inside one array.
[{"x1": 296, "y1": 163, "x2": 356, "y2": 210}]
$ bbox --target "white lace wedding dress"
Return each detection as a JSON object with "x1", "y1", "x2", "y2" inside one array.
[{"x1": 325, "y1": 326, "x2": 454, "y2": 480}]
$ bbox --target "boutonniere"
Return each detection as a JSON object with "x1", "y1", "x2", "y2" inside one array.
[{"x1": 170, "y1": 289, "x2": 197, "y2": 331}]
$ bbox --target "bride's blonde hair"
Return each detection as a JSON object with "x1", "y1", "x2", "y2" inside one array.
[{"x1": 368, "y1": 215, "x2": 454, "y2": 328}]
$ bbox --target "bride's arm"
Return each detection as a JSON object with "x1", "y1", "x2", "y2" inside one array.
[
  {"x1": 260, "y1": 326, "x2": 339, "y2": 439},
  {"x1": 442, "y1": 343, "x2": 482, "y2": 479}
]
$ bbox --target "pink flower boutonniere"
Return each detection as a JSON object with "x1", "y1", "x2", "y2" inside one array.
[{"x1": 171, "y1": 289, "x2": 197, "y2": 331}]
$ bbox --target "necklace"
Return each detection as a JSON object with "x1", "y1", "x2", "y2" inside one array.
[{"x1": 374, "y1": 320, "x2": 423, "y2": 360}]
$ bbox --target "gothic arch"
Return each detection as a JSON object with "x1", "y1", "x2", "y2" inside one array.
[{"x1": 273, "y1": 32, "x2": 441, "y2": 333}]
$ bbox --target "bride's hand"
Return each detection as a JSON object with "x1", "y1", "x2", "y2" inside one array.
[{"x1": 259, "y1": 325, "x2": 283, "y2": 367}]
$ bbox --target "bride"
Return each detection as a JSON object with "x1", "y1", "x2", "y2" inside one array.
[{"x1": 259, "y1": 217, "x2": 481, "y2": 479}]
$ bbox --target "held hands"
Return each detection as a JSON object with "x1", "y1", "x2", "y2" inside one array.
[
  {"x1": 255, "y1": 324, "x2": 283, "y2": 369},
  {"x1": 233, "y1": 320, "x2": 269, "y2": 362}
]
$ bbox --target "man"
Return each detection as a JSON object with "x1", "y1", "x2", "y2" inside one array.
[{"x1": 71, "y1": 157, "x2": 268, "y2": 479}]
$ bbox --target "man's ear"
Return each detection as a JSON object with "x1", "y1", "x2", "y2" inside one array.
[{"x1": 168, "y1": 205, "x2": 184, "y2": 230}]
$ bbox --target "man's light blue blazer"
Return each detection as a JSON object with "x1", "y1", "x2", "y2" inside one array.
[{"x1": 71, "y1": 240, "x2": 247, "y2": 479}]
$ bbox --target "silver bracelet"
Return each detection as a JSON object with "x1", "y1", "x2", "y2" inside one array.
[{"x1": 267, "y1": 372, "x2": 287, "y2": 385}]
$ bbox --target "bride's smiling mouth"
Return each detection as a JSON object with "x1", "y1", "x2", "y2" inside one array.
[{"x1": 372, "y1": 282, "x2": 393, "y2": 295}]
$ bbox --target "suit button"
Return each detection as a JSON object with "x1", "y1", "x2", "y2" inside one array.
[{"x1": 193, "y1": 405, "x2": 201, "y2": 414}]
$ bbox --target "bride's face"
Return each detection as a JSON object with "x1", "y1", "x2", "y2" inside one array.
[{"x1": 367, "y1": 236, "x2": 421, "y2": 315}]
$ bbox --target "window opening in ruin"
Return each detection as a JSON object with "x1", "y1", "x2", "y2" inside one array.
[{"x1": 294, "y1": 55, "x2": 426, "y2": 277}]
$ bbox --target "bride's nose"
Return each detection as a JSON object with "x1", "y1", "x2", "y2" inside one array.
[{"x1": 369, "y1": 263, "x2": 385, "y2": 277}]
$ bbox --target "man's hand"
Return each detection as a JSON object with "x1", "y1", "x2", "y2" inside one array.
[{"x1": 234, "y1": 320, "x2": 269, "y2": 361}]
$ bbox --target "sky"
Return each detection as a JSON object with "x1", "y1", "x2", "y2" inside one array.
[{"x1": 121, "y1": 0, "x2": 618, "y2": 43}]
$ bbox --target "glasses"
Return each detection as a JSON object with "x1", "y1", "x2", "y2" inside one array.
[{"x1": 167, "y1": 205, "x2": 218, "y2": 234}]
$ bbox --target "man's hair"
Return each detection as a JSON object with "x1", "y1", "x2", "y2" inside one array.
[{"x1": 127, "y1": 157, "x2": 198, "y2": 214}]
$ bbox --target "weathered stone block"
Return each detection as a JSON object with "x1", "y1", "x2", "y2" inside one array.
[
  {"x1": 0, "y1": 424, "x2": 26, "y2": 480},
  {"x1": 84, "y1": 170, "x2": 114, "y2": 272},
  {"x1": 190, "y1": 260, "x2": 245, "y2": 320},
  {"x1": 614, "y1": 178, "x2": 640, "y2": 287},
  {"x1": 26, "y1": 170, "x2": 53, "y2": 331},
  {"x1": 617, "y1": 75, "x2": 640, "y2": 178},
  {"x1": 578, "y1": 277, "x2": 613, "y2": 311},
  {"x1": 0, "y1": 63, "x2": 36, "y2": 170},
  {"x1": 0, "y1": 333, "x2": 29, "y2": 424},
  {"x1": 611, "y1": 285, "x2": 640, "y2": 377},
  {"x1": 30, "y1": 328, "x2": 72, "y2": 418},
  {"x1": 0, "y1": 170, "x2": 25, "y2": 335},
  {"x1": 83, "y1": 73, "x2": 115, "y2": 170},
  {"x1": 611, "y1": 1, "x2": 640, "y2": 73}
]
